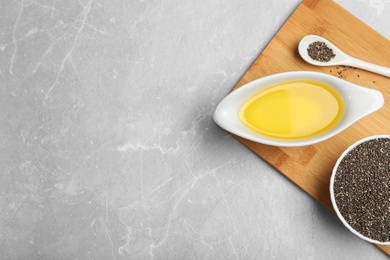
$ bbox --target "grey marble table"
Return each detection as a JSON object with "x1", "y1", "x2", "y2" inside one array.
[{"x1": 1, "y1": 0, "x2": 390, "y2": 259}]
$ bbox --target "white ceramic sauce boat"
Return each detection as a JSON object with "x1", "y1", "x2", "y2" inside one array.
[{"x1": 213, "y1": 71, "x2": 384, "y2": 147}]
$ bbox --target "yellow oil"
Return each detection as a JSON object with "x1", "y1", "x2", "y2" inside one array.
[{"x1": 239, "y1": 80, "x2": 344, "y2": 140}]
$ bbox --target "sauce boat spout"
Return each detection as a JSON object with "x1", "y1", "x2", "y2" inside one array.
[{"x1": 342, "y1": 82, "x2": 384, "y2": 125}]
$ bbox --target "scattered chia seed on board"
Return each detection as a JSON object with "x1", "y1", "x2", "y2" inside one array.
[
  {"x1": 334, "y1": 138, "x2": 390, "y2": 242},
  {"x1": 307, "y1": 41, "x2": 336, "y2": 62}
]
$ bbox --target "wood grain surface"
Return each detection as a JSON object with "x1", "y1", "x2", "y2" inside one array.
[{"x1": 231, "y1": 0, "x2": 390, "y2": 255}]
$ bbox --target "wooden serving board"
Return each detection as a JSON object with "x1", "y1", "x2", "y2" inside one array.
[{"x1": 232, "y1": 0, "x2": 390, "y2": 255}]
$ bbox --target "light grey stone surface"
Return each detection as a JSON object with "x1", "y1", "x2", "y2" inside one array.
[{"x1": 1, "y1": 0, "x2": 390, "y2": 259}]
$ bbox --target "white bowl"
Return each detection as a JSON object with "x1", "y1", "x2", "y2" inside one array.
[
  {"x1": 330, "y1": 135, "x2": 390, "y2": 245},
  {"x1": 213, "y1": 71, "x2": 384, "y2": 147}
]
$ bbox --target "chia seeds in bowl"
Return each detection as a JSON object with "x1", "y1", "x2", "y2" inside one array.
[{"x1": 330, "y1": 135, "x2": 390, "y2": 245}]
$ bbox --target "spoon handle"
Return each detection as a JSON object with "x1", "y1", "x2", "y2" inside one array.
[{"x1": 346, "y1": 56, "x2": 390, "y2": 78}]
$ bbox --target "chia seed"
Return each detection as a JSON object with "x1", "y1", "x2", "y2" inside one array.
[
  {"x1": 307, "y1": 41, "x2": 336, "y2": 62},
  {"x1": 333, "y1": 138, "x2": 390, "y2": 242}
]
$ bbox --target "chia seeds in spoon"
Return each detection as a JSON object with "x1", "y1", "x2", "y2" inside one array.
[
  {"x1": 333, "y1": 138, "x2": 390, "y2": 242},
  {"x1": 307, "y1": 41, "x2": 336, "y2": 62}
]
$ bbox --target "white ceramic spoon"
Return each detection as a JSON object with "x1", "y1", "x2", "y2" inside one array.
[{"x1": 298, "y1": 35, "x2": 390, "y2": 78}]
